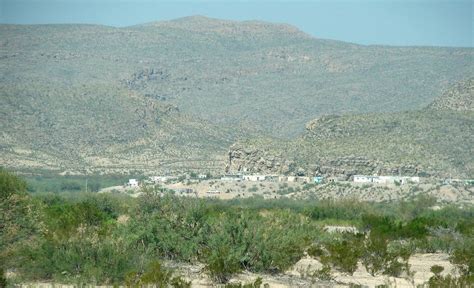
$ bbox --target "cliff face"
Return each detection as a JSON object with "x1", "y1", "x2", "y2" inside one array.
[
  {"x1": 226, "y1": 142, "x2": 292, "y2": 175},
  {"x1": 227, "y1": 142, "x2": 423, "y2": 179}
]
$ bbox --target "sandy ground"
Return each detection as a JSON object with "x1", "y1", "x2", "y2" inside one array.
[
  {"x1": 165, "y1": 180, "x2": 296, "y2": 200},
  {"x1": 283, "y1": 253, "x2": 460, "y2": 288},
  {"x1": 17, "y1": 253, "x2": 463, "y2": 287}
]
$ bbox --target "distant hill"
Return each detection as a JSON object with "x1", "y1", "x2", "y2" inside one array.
[
  {"x1": 228, "y1": 80, "x2": 474, "y2": 178},
  {"x1": 0, "y1": 16, "x2": 472, "y2": 174}
]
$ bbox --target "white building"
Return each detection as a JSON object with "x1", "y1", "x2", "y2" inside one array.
[
  {"x1": 127, "y1": 179, "x2": 139, "y2": 188},
  {"x1": 150, "y1": 176, "x2": 178, "y2": 183},
  {"x1": 324, "y1": 225, "x2": 359, "y2": 234},
  {"x1": 242, "y1": 175, "x2": 266, "y2": 181},
  {"x1": 399, "y1": 176, "x2": 420, "y2": 184},
  {"x1": 354, "y1": 175, "x2": 421, "y2": 185},
  {"x1": 354, "y1": 175, "x2": 378, "y2": 183}
]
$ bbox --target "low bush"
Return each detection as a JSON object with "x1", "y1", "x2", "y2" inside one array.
[{"x1": 2, "y1": 171, "x2": 473, "y2": 285}]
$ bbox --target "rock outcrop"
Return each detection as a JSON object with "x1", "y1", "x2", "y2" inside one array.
[
  {"x1": 227, "y1": 143, "x2": 424, "y2": 179},
  {"x1": 226, "y1": 143, "x2": 291, "y2": 174}
]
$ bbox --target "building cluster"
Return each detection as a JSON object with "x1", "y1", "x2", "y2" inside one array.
[
  {"x1": 148, "y1": 176, "x2": 178, "y2": 183},
  {"x1": 124, "y1": 176, "x2": 180, "y2": 189},
  {"x1": 220, "y1": 174, "x2": 323, "y2": 184},
  {"x1": 353, "y1": 175, "x2": 420, "y2": 185},
  {"x1": 124, "y1": 173, "x2": 426, "y2": 190},
  {"x1": 221, "y1": 173, "x2": 423, "y2": 185}
]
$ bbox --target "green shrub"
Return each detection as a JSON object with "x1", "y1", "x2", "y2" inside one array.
[
  {"x1": 307, "y1": 245, "x2": 325, "y2": 258},
  {"x1": 451, "y1": 239, "x2": 474, "y2": 276},
  {"x1": 310, "y1": 265, "x2": 332, "y2": 281},
  {"x1": 224, "y1": 277, "x2": 263, "y2": 288},
  {"x1": 248, "y1": 185, "x2": 258, "y2": 192},
  {"x1": 430, "y1": 265, "x2": 444, "y2": 277},
  {"x1": 204, "y1": 240, "x2": 242, "y2": 283},
  {"x1": 2, "y1": 172, "x2": 473, "y2": 286},
  {"x1": 427, "y1": 274, "x2": 473, "y2": 288},
  {"x1": 324, "y1": 234, "x2": 364, "y2": 274},
  {"x1": 125, "y1": 260, "x2": 190, "y2": 288},
  {"x1": 0, "y1": 268, "x2": 7, "y2": 288},
  {"x1": 0, "y1": 169, "x2": 39, "y2": 268}
]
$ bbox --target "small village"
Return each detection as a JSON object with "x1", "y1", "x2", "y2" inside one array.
[
  {"x1": 101, "y1": 172, "x2": 474, "y2": 203},
  {"x1": 123, "y1": 173, "x2": 429, "y2": 190}
]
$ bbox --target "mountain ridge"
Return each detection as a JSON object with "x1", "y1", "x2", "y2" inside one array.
[{"x1": 0, "y1": 17, "x2": 472, "y2": 174}]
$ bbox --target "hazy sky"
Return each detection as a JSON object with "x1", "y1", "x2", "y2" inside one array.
[{"x1": 1, "y1": 0, "x2": 472, "y2": 47}]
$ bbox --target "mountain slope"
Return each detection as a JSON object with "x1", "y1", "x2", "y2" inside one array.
[
  {"x1": 428, "y1": 78, "x2": 473, "y2": 111},
  {"x1": 0, "y1": 82, "x2": 239, "y2": 173},
  {"x1": 0, "y1": 17, "x2": 472, "y2": 173},
  {"x1": 1, "y1": 16, "x2": 472, "y2": 138},
  {"x1": 228, "y1": 80, "x2": 474, "y2": 178}
]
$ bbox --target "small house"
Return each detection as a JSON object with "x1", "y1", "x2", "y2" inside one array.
[
  {"x1": 149, "y1": 176, "x2": 178, "y2": 183},
  {"x1": 127, "y1": 179, "x2": 139, "y2": 188},
  {"x1": 353, "y1": 175, "x2": 378, "y2": 183}
]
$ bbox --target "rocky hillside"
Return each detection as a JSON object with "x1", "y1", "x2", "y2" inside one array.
[
  {"x1": 0, "y1": 84, "x2": 237, "y2": 173},
  {"x1": 1, "y1": 16, "x2": 472, "y2": 173},
  {"x1": 428, "y1": 78, "x2": 473, "y2": 111},
  {"x1": 227, "y1": 80, "x2": 474, "y2": 178}
]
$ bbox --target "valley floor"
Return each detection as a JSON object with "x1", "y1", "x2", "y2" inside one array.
[{"x1": 100, "y1": 179, "x2": 474, "y2": 205}]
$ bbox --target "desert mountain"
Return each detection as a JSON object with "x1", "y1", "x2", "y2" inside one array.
[{"x1": 0, "y1": 16, "x2": 472, "y2": 174}]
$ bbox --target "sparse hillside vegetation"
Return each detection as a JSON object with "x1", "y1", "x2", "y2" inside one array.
[
  {"x1": 229, "y1": 79, "x2": 474, "y2": 178},
  {"x1": 1, "y1": 17, "x2": 473, "y2": 173},
  {"x1": 429, "y1": 77, "x2": 473, "y2": 111}
]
